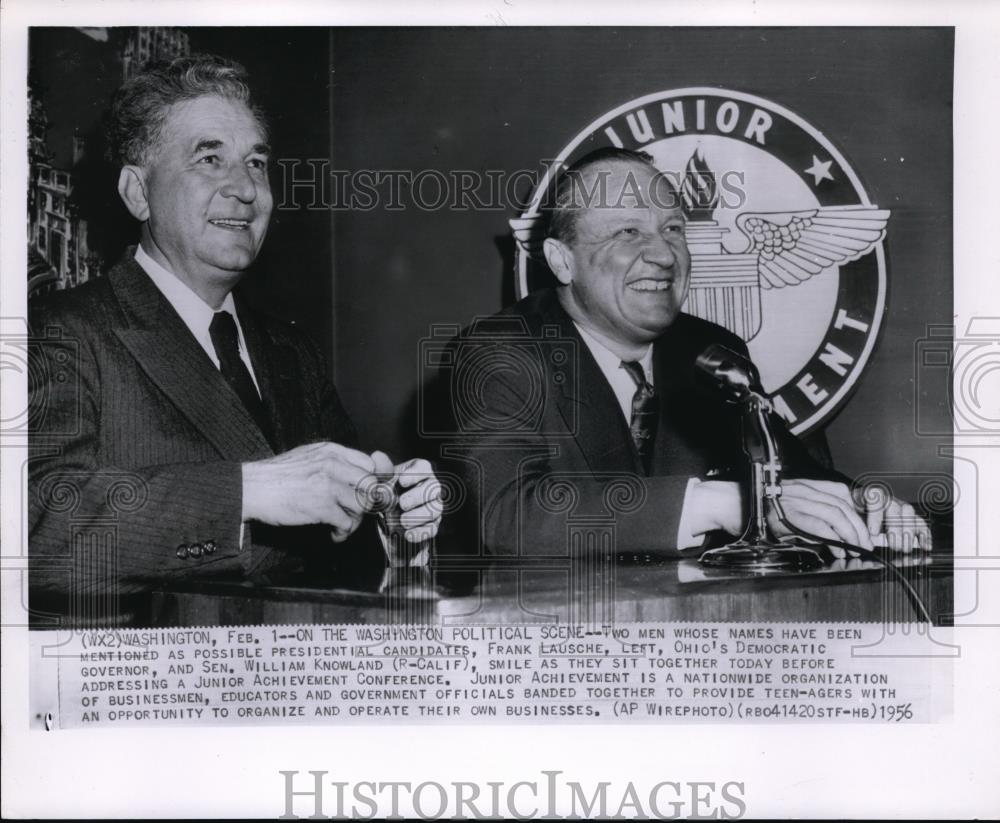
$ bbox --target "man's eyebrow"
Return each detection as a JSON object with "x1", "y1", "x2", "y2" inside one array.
[
  {"x1": 189, "y1": 139, "x2": 271, "y2": 156},
  {"x1": 192, "y1": 139, "x2": 224, "y2": 154},
  {"x1": 600, "y1": 214, "x2": 645, "y2": 226},
  {"x1": 660, "y1": 212, "x2": 686, "y2": 224},
  {"x1": 580, "y1": 216, "x2": 642, "y2": 241}
]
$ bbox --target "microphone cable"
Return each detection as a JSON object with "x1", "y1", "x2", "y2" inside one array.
[
  {"x1": 693, "y1": 342, "x2": 935, "y2": 624},
  {"x1": 770, "y1": 497, "x2": 933, "y2": 624}
]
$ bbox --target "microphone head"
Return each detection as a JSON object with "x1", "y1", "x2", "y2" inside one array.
[{"x1": 695, "y1": 344, "x2": 763, "y2": 400}]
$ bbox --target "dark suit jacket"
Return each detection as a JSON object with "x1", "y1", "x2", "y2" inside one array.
[
  {"x1": 28, "y1": 253, "x2": 385, "y2": 613},
  {"x1": 433, "y1": 288, "x2": 839, "y2": 558}
]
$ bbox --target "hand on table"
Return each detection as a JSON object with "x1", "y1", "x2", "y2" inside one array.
[
  {"x1": 768, "y1": 479, "x2": 872, "y2": 559},
  {"x1": 858, "y1": 484, "x2": 933, "y2": 554},
  {"x1": 688, "y1": 478, "x2": 931, "y2": 559}
]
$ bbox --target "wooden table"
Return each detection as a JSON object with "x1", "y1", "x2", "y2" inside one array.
[{"x1": 149, "y1": 548, "x2": 953, "y2": 626}]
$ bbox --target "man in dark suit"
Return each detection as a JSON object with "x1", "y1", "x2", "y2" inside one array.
[
  {"x1": 28, "y1": 55, "x2": 441, "y2": 621},
  {"x1": 439, "y1": 148, "x2": 928, "y2": 558}
]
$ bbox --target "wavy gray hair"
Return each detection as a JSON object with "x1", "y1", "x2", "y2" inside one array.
[{"x1": 108, "y1": 53, "x2": 267, "y2": 166}]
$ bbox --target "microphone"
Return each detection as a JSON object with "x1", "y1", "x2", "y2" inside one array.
[
  {"x1": 694, "y1": 344, "x2": 763, "y2": 401},
  {"x1": 693, "y1": 348, "x2": 935, "y2": 618},
  {"x1": 694, "y1": 343, "x2": 826, "y2": 573}
]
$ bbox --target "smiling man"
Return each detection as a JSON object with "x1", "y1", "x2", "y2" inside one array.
[
  {"x1": 28, "y1": 55, "x2": 441, "y2": 624},
  {"x1": 439, "y1": 147, "x2": 929, "y2": 559}
]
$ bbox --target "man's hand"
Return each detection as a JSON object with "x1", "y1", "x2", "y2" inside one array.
[
  {"x1": 860, "y1": 484, "x2": 933, "y2": 553},
  {"x1": 686, "y1": 478, "x2": 932, "y2": 558},
  {"x1": 242, "y1": 442, "x2": 377, "y2": 541},
  {"x1": 686, "y1": 478, "x2": 872, "y2": 559},
  {"x1": 768, "y1": 479, "x2": 873, "y2": 558},
  {"x1": 370, "y1": 453, "x2": 443, "y2": 545}
]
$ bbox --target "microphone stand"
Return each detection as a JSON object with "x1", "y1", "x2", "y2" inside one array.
[{"x1": 699, "y1": 391, "x2": 825, "y2": 573}]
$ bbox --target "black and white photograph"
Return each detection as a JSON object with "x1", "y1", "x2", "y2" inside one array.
[
  {"x1": 2, "y1": 1, "x2": 998, "y2": 819},
  {"x1": 22, "y1": 24, "x2": 953, "y2": 626}
]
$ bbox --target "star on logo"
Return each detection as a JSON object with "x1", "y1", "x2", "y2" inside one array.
[{"x1": 804, "y1": 155, "x2": 834, "y2": 186}]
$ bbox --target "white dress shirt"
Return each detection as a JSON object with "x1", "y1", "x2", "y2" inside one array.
[
  {"x1": 575, "y1": 323, "x2": 655, "y2": 422},
  {"x1": 135, "y1": 244, "x2": 266, "y2": 551},
  {"x1": 135, "y1": 245, "x2": 424, "y2": 566},
  {"x1": 134, "y1": 244, "x2": 261, "y2": 394},
  {"x1": 573, "y1": 322, "x2": 705, "y2": 551}
]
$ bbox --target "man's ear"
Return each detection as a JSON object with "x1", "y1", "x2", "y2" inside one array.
[
  {"x1": 543, "y1": 237, "x2": 574, "y2": 286},
  {"x1": 117, "y1": 166, "x2": 150, "y2": 222}
]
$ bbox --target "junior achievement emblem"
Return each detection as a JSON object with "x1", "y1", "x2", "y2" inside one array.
[{"x1": 511, "y1": 88, "x2": 889, "y2": 435}]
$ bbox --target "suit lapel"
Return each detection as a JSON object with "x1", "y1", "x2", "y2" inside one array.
[
  {"x1": 651, "y1": 318, "x2": 737, "y2": 477},
  {"x1": 109, "y1": 256, "x2": 273, "y2": 461},
  {"x1": 651, "y1": 331, "x2": 682, "y2": 475},
  {"x1": 235, "y1": 294, "x2": 300, "y2": 453},
  {"x1": 540, "y1": 294, "x2": 642, "y2": 475}
]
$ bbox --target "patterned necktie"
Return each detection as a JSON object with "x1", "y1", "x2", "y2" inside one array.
[
  {"x1": 620, "y1": 360, "x2": 659, "y2": 475},
  {"x1": 209, "y1": 311, "x2": 273, "y2": 446}
]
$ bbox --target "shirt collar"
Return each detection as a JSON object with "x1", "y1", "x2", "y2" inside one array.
[
  {"x1": 574, "y1": 322, "x2": 654, "y2": 386},
  {"x1": 134, "y1": 244, "x2": 239, "y2": 334}
]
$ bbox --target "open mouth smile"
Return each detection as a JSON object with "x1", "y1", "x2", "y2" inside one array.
[
  {"x1": 627, "y1": 278, "x2": 672, "y2": 292},
  {"x1": 209, "y1": 218, "x2": 252, "y2": 231}
]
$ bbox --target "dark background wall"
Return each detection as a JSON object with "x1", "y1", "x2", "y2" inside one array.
[
  {"x1": 330, "y1": 27, "x2": 953, "y2": 502},
  {"x1": 30, "y1": 26, "x2": 953, "y2": 501},
  {"x1": 30, "y1": 27, "x2": 336, "y2": 355}
]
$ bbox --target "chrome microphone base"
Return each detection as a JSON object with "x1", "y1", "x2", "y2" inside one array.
[{"x1": 698, "y1": 542, "x2": 825, "y2": 573}]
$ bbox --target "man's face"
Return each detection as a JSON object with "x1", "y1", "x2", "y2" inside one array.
[
  {"x1": 556, "y1": 160, "x2": 691, "y2": 346},
  {"x1": 140, "y1": 94, "x2": 272, "y2": 292}
]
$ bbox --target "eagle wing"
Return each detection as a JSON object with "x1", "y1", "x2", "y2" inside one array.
[
  {"x1": 735, "y1": 205, "x2": 890, "y2": 289},
  {"x1": 509, "y1": 215, "x2": 546, "y2": 259}
]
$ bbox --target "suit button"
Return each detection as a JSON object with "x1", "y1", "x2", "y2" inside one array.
[
  {"x1": 188, "y1": 543, "x2": 204, "y2": 558},
  {"x1": 203, "y1": 540, "x2": 217, "y2": 555},
  {"x1": 176, "y1": 544, "x2": 190, "y2": 560}
]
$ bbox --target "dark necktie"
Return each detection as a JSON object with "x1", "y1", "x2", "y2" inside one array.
[
  {"x1": 620, "y1": 359, "x2": 659, "y2": 475},
  {"x1": 209, "y1": 310, "x2": 272, "y2": 446}
]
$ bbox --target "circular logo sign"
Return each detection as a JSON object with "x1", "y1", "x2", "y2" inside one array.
[{"x1": 511, "y1": 88, "x2": 888, "y2": 436}]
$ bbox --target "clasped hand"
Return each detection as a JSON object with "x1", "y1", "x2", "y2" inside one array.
[
  {"x1": 768, "y1": 479, "x2": 932, "y2": 559},
  {"x1": 692, "y1": 478, "x2": 932, "y2": 559},
  {"x1": 242, "y1": 442, "x2": 442, "y2": 544}
]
